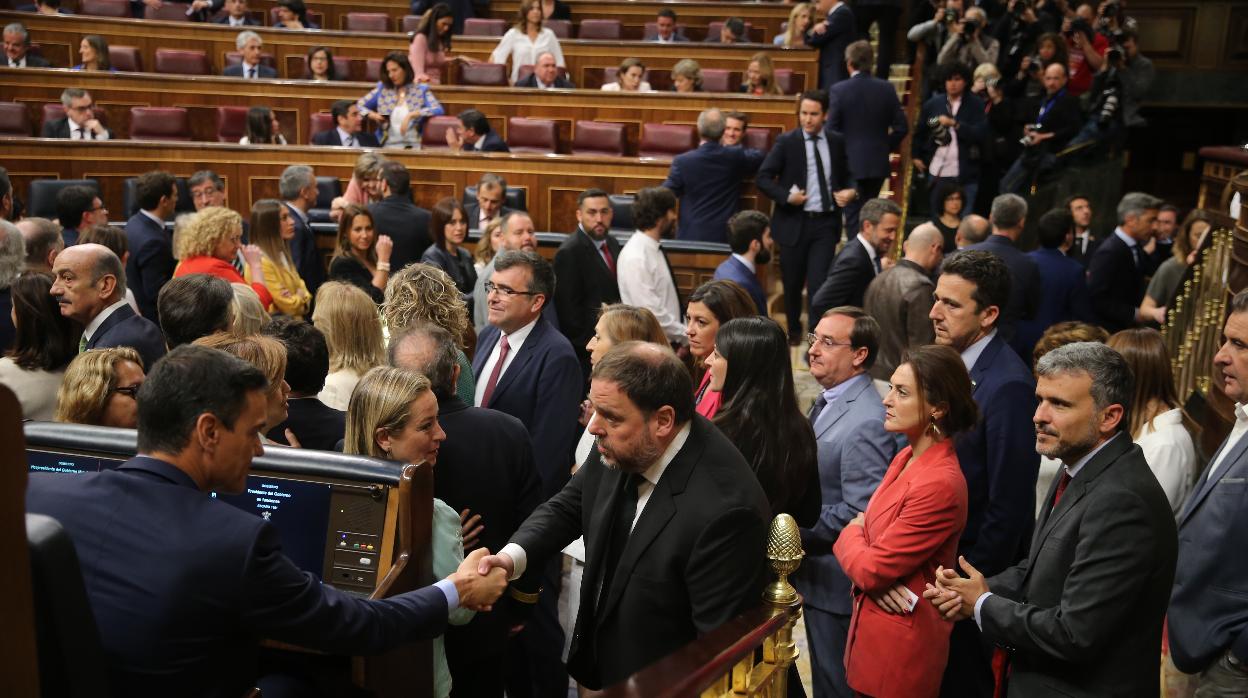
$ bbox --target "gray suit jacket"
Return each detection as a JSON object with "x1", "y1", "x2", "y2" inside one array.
[
  {"x1": 863, "y1": 258, "x2": 935, "y2": 381},
  {"x1": 980, "y1": 432, "x2": 1177, "y2": 697},
  {"x1": 793, "y1": 373, "x2": 897, "y2": 615}
]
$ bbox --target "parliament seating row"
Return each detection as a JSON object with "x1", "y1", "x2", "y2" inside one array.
[{"x1": 488, "y1": 0, "x2": 788, "y2": 42}]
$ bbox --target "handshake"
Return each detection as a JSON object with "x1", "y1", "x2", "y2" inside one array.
[{"x1": 447, "y1": 548, "x2": 513, "y2": 611}]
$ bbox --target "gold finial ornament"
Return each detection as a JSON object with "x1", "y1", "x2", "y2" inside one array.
[{"x1": 764, "y1": 513, "x2": 804, "y2": 607}]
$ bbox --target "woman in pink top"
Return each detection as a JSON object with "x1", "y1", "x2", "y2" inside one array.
[
  {"x1": 685, "y1": 279, "x2": 758, "y2": 418},
  {"x1": 408, "y1": 3, "x2": 464, "y2": 83}
]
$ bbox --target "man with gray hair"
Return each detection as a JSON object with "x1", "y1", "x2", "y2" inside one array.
[
  {"x1": 279, "y1": 164, "x2": 324, "y2": 293},
  {"x1": 662, "y1": 107, "x2": 764, "y2": 243},
  {"x1": 968, "y1": 193, "x2": 1041, "y2": 357},
  {"x1": 954, "y1": 213, "x2": 990, "y2": 248},
  {"x1": 50, "y1": 243, "x2": 166, "y2": 369},
  {"x1": 811, "y1": 197, "x2": 901, "y2": 317},
  {"x1": 3, "y1": 22, "x2": 50, "y2": 67},
  {"x1": 514, "y1": 51, "x2": 574, "y2": 89},
  {"x1": 41, "y1": 88, "x2": 111, "y2": 140},
  {"x1": 16, "y1": 217, "x2": 64, "y2": 274},
  {"x1": 223, "y1": 30, "x2": 275, "y2": 78},
  {"x1": 0, "y1": 220, "x2": 25, "y2": 351},
  {"x1": 926, "y1": 341, "x2": 1176, "y2": 698},
  {"x1": 863, "y1": 221, "x2": 942, "y2": 380},
  {"x1": 1088, "y1": 191, "x2": 1165, "y2": 331}
]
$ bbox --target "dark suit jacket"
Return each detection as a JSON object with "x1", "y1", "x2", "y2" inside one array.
[
  {"x1": 966, "y1": 234, "x2": 1041, "y2": 356},
  {"x1": 828, "y1": 71, "x2": 908, "y2": 179},
  {"x1": 41, "y1": 117, "x2": 113, "y2": 140},
  {"x1": 472, "y1": 317, "x2": 582, "y2": 499},
  {"x1": 1088, "y1": 232, "x2": 1155, "y2": 332},
  {"x1": 1068, "y1": 232, "x2": 1101, "y2": 267},
  {"x1": 411, "y1": 0, "x2": 474, "y2": 34},
  {"x1": 368, "y1": 194, "x2": 432, "y2": 274},
  {"x1": 913, "y1": 91, "x2": 988, "y2": 183},
  {"x1": 510, "y1": 416, "x2": 770, "y2": 688},
  {"x1": 712, "y1": 256, "x2": 766, "y2": 315},
  {"x1": 662, "y1": 141, "x2": 764, "y2": 244},
  {"x1": 1016, "y1": 248, "x2": 1093, "y2": 358},
  {"x1": 470, "y1": 130, "x2": 510, "y2": 153},
  {"x1": 87, "y1": 303, "x2": 167, "y2": 371},
  {"x1": 806, "y1": 3, "x2": 856, "y2": 88},
  {"x1": 25, "y1": 456, "x2": 450, "y2": 697},
  {"x1": 212, "y1": 15, "x2": 260, "y2": 25},
  {"x1": 514, "y1": 73, "x2": 576, "y2": 89},
  {"x1": 223, "y1": 63, "x2": 277, "y2": 78},
  {"x1": 464, "y1": 203, "x2": 516, "y2": 231},
  {"x1": 266, "y1": 396, "x2": 345, "y2": 451},
  {"x1": 310, "y1": 128, "x2": 381, "y2": 147},
  {"x1": 956, "y1": 333, "x2": 1040, "y2": 577},
  {"x1": 123, "y1": 211, "x2": 174, "y2": 321},
  {"x1": 982, "y1": 433, "x2": 1176, "y2": 697},
  {"x1": 757, "y1": 127, "x2": 853, "y2": 248},
  {"x1": 863, "y1": 258, "x2": 935, "y2": 380},
  {"x1": 811, "y1": 236, "x2": 875, "y2": 318},
  {"x1": 283, "y1": 203, "x2": 324, "y2": 296},
  {"x1": 644, "y1": 32, "x2": 690, "y2": 42},
  {"x1": 7, "y1": 54, "x2": 50, "y2": 67},
  {"x1": 554, "y1": 227, "x2": 622, "y2": 379}
]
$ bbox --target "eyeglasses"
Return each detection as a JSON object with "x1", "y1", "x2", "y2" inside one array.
[
  {"x1": 806, "y1": 333, "x2": 854, "y2": 350},
  {"x1": 484, "y1": 281, "x2": 537, "y2": 297},
  {"x1": 112, "y1": 385, "x2": 141, "y2": 399},
  {"x1": 68, "y1": 103, "x2": 95, "y2": 112}
]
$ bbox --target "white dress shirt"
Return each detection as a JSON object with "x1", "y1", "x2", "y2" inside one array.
[
  {"x1": 70, "y1": 120, "x2": 109, "y2": 141},
  {"x1": 242, "y1": 62, "x2": 262, "y2": 79},
  {"x1": 959, "y1": 328, "x2": 997, "y2": 372},
  {"x1": 83, "y1": 299, "x2": 130, "y2": 343},
  {"x1": 473, "y1": 317, "x2": 538, "y2": 406},
  {"x1": 617, "y1": 231, "x2": 683, "y2": 343},
  {"x1": 1135, "y1": 407, "x2": 1197, "y2": 514},
  {"x1": 802, "y1": 130, "x2": 834, "y2": 212},
  {"x1": 489, "y1": 27, "x2": 566, "y2": 84},
  {"x1": 336, "y1": 127, "x2": 357, "y2": 146},
  {"x1": 601, "y1": 81, "x2": 654, "y2": 92},
  {"x1": 1206, "y1": 402, "x2": 1248, "y2": 481},
  {"x1": 856, "y1": 234, "x2": 879, "y2": 273}
]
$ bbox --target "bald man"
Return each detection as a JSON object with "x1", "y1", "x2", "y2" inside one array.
[
  {"x1": 863, "y1": 223, "x2": 943, "y2": 380},
  {"x1": 955, "y1": 214, "x2": 990, "y2": 249}
]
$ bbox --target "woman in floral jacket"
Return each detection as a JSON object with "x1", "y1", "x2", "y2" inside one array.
[{"x1": 357, "y1": 51, "x2": 445, "y2": 149}]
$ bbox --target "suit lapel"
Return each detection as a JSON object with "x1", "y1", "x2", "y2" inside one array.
[
  {"x1": 813, "y1": 374, "x2": 869, "y2": 438},
  {"x1": 471, "y1": 328, "x2": 497, "y2": 377},
  {"x1": 487, "y1": 320, "x2": 545, "y2": 403},
  {"x1": 1180, "y1": 430, "x2": 1248, "y2": 526},
  {"x1": 87, "y1": 305, "x2": 133, "y2": 350}
]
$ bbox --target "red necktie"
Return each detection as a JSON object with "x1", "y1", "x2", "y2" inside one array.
[
  {"x1": 600, "y1": 241, "x2": 616, "y2": 276},
  {"x1": 480, "y1": 334, "x2": 510, "y2": 408},
  {"x1": 1051, "y1": 470, "x2": 1073, "y2": 511}
]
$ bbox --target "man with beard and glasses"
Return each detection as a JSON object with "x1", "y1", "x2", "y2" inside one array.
[
  {"x1": 476, "y1": 342, "x2": 770, "y2": 691},
  {"x1": 926, "y1": 341, "x2": 1176, "y2": 698},
  {"x1": 713, "y1": 210, "x2": 773, "y2": 315},
  {"x1": 555, "y1": 188, "x2": 623, "y2": 381},
  {"x1": 618, "y1": 187, "x2": 685, "y2": 346}
]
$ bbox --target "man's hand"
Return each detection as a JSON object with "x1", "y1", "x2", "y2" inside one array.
[
  {"x1": 460, "y1": 508, "x2": 484, "y2": 551},
  {"x1": 451, "y1": 548, "x2": 508, "y2": 611},
  {"x1": 241, "y1": 244, "x2": 263, "y2": 268},
  {"x1": 880, "y1": 255, "x2": 896, "y2": 271},
  {"x1": 445, "y1": 126, "x2": 463, "y2": 151},
  {"x1": 928, "y1": 557, "x2": 988, "y2": 621},
  {"x1": 937, "y1": 115, "x2": 957, "y2": 128},
  {"x1": 476, "y1": 550, "x2": 516, "y2": 579},
  {"x1": 810, "y1": 20, "x2": 828, "y2": 35},
  {"x1": 84, "y1": 118, "x2": 106, "y2": 136},
  {"x1": 787, "y1": 189, "x2": 807, "y2": 206},
  {"x1": 833, "y1": 188, "x2": 857, "y2": 207},
  {"x1": 868, "y1": 583, "x2": 914, "y2": 614},
  {"x1": 284, "y1": 429, "x2": 302, "y2": 448},
  {"x1": 847, "y1": 511, "x2": 865, "y2": 528},
  {"x1": 1139, "y1": 304, "x2": 1166, "y2": 324}
]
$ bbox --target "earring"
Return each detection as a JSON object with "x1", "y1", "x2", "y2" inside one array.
[{"x1": 928, "y1": 414, "x2": 942, "y2": 437}]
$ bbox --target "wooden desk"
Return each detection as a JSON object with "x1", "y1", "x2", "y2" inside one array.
[{"x1": 490, "y1": 0, "x2": 793, "y2": 43}]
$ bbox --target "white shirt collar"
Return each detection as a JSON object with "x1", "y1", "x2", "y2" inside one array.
[
  {"x1": 336, "y1": 127, "x2": 355, "y2": 144},
  {"x1": 501, "y1": 316, "x2": 539, "y2": 346},
  {"x1": 229, "y1": 15, "x2": 245, "y2": 25},
  {"x1": 83, "y1": 298, "x2": 130, "y2": 341},
  {"x1": 960, "y1": 328, "x2": 998, "y2": 371},
  {"x1": 140, "y1": 208, "x2": 164, "y2": 226},
  {"x1": 1113, "y1": 227, "x2": 1137, "y2": 248},
  {"x1": 731, "y1": 253, "x2": 755, "y2": 273},
  {"x1": 286, "y1": 201, "x2": 308, "y2": 223},
  {"x1": 638, "y1": 422, "x2": 692, "y2": 487},
  {"x1": 1063, "y1": 431, "x2": 1122, "y2": 479},
  {"x1": 857, "y1": 234, "x2": 878, "y2": 263},
  {"x1": 632, "y1": 229, "x2": 661, "y2": 248}
]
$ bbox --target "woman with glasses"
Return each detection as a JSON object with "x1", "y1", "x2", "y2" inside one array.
[
  {"x1": 1, "y1": 272, "x2": 78, "y2": 420},
  {"x1": 684, "y1": 279, "x2": 758, "y2": 418},
  {"x1": 55, "y1": 347, "x2": 145, "y2": 428}
]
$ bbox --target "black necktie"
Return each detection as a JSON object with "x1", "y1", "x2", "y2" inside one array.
[
  {"x1": 598, "y1": 473, "x2": 642, "y2": 605},
  {"x1": 873, "y1": 255, "x2": 883, "y2": 274},
  {"x1": 809, "y1": 393, "x2": 828, "y2": 425},
  {"x1": 810, "y1": 135, "x2": 831, "y2": 213},
  {"x1": 345, "y1": 134, "x2": 355, "y2": 146},
  {"x1": 247, "y1": 66, "x2": 255, "y2": 79},
  {"x1": 1130, "y1": 244, "x2": 1141, "y2": 268}
]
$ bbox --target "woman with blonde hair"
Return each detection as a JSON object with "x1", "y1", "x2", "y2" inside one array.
[
  {"x1": 313, "y1": 281, "x2": 385, "y2": 410},
  {"x1": 174, "y1": 206, "x2": 273, "y2": 309},
  {"x1": 193, "y1": 332, "x2": 290, "y2": 436},
  {"x1": 230, "y1": 283, "x2": 270, "y2": 337},
  {"x1": 473, "y1": 217, "x2": 504, "y2": 274},
  {"x1": 55, "y1": 347, "x2": 145, "y2": 428},
  {"x1": 382, "y1": 263, "x2": 476, "y2": 405},
  {"x1": 246, "y1": 199, "x2": 312, "y2": 318},
  {"x1": 773, "y1": 3, "x2": 811, "y2": 48},
  {"x1": 670, "y1": 58, "x2": 703, "y2": 93},
  {"x1": 602, "y1": 57, "x2": 652, "y2": 92},
  {"x1": 740, "y1": 53, "x2": 782, "y2": 96},
  {"x1": 489, "y1": 0, "x2": 565, "y2": 84},
  {"x1": 340, "y1": 151, "x2": 389, "y2": 211},
  {"x1": 329, "y1": 205, "x2": 394, "y2": 303},
  {"x1": 343, "y1": 365, "x2": 468, "y2": 698}
]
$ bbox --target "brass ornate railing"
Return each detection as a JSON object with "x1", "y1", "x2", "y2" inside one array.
[{"x1": 1162, "y1": 226, "x2": 1234, "y2": 400}]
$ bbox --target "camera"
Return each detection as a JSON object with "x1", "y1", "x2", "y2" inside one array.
[
  {"x1": 928, "y1": 116, "x2": 952, "y2": 147},
  {"x1": 944, "y1": 7, "x2": 958, "y2": 23},
  {"x1": 1026, "y1": 54, "x2": 1042, "y2": 74},
  {"x1": 962, "y1": 17, "x2": 980, "y2": 37},
  {"x1": 1019, "y1": 122, "x2": 1044, "y2": 147}
]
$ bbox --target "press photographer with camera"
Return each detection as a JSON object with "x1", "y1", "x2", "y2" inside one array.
[
  {"x1": 1063, "y1": 4, "x2": 1109, "y2": 96},
  {"x1": 936, "y1": 6, "x2": 1000, "y2": 68},
  {"x1": 1006, "y1": 31, "x2": 1068, "y2": 99},
  {"x1": 907, "y1": 0, "x2": 963, "y2": 95},
  {"x1": 993, "y1": 0, "x2": 1044, "y2": 78},
  {"x1": 1000, "y1": 61, "x2": 1082, "y2": 193},
  {"x1": 913, "y1": 62, "x2": 988, "y2": 217}
]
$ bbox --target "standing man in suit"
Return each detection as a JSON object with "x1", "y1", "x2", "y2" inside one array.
[
  {"x1": 554, "y1": 188, "x2": 621, "y2": 381},
  {"x1": 51, "y1": 244, "x2": 166, "y2": 370},
  {"x1": 25, "y1": 344, "x2": 507, "y2": 696},
  {"x1": 1017, "y1": 209, "x2": 1094, "y2": 356},
  {"x1": 123, "y1": 170, "x2": 178, "y2": 320},
  {"x1": 279, "y1": 165, "x2": 326, "y2": 295},
  {"x1": 477, "y1": 342, "x2": 770, "y2": 690},
  {"x1": 662, "y1": 108, "x2": 765, "y2": 244},
  {"x1": 472, "y1": 250, "x2": 581, "y2": 698},
  {"x1": 863, "y1": 222, "x2": 942, "y2": 381},
  {"x1": 368, "y1": 161, "x2": 432, "y2": 275},
  {"x1": 811, "y1": 197, "x2": 899, "y2": 318},
  {"x1": 2, "y1": 23, "x2": 50, "y2": 67},
  {"x1": 1169, "y1": 290, "x2": 1248, "y2": 693},
  {"x1": 223, "y1": 31, "x2": 276, "y2": 79},
  {"x1": 617, "y1": 187, "x2": 685, "y2": 345},
  {"x1": 446, "y1": 109, "x2": 510, "y2": 153},
  {"x1": 17, "y1": 217, "x2": 63, "y2": 274},
  {"x1": 55, "y1": 184, "x2": 107, "y2": 247},
  {"x1": 795, "y1": 307, "x2": 896, "y2": 698},
  {"x1": 967, "y1": 193, "x2": 1041, "y2": 358},
  {"x1": 1065, "y1": 194, "x2": 1099, "y2": 266},
  {"x1": 514, "y1": 51, "x2": 576, "y2": 89},
  {"x1": 1088, "y1": 191, "x2": 1165, "y2": 332},
  {"x1": 713, "y1": 210, "x2": 773, "y2": 315},
  {"x1": 929, "y1": 249, "x2": 1040, "y2": 698},
  {"x1": 828, "y1": 41, "x2": 907, "y2": 235},
  {"x1": 806, "y1": 0, "x2": 855, "y2": 89},
  {"x1": 647, "y1": 8, "x2": 688, "y2": 42},
  {"x1": 465, "y1": 173, "x2": 513, "y2": 232},
  {"x1": 392, "y1": 322, "x2": 545, "y2": 698},
  {"x1": 757, "y1": 90, "x2": 856, "y2": 344},
  {"x1": 261, "y1": 318, "x2": 345, "y2": 450},
  {"x1": 41, "y1": 88, "x2": 111, "y2": 140},
  {"x1": 927, "y1": 341, "x2": 1177, "y2": 698},
  {"x1": 913, "y1": 62, "x2": 987, "y2": 219},
  {"x1": 311, "y1": 100, "x2": 381, "y2": 147}
]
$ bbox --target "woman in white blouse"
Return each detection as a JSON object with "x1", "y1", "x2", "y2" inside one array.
[
  {"x1": 1108, "y1": 328, "x2": 1199, "y2": 514},
  {"x1": 601, "y1": 57, "x2": 652, "y2": 92},
  {"x1": 489, "y1": 0, "x2": 565, "y2": 84}
]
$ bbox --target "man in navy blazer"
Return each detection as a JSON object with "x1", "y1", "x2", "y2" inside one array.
[
  {"x1": 828, "y1": 40, "x2": 907, "y2": 235},
  {"x1": 713, "y1": 210, "x2": 773, "y2": 315},
  {"x1": 515, "y1": 52, "x2": 576, "y2": 89},
  {"x1": 310, "y1": 100, "x2": 381, "y2": 147},
  {"x1": 756, "y1": 90, "x2": 855, "y2": 342},
  {"x1": 930, "y1": 250, "x2": 1040, "y2": 697},
  {"x1": 554, "y1": 189, "x2": 623, "y2": 380},
  {"x1": 206, "y1": 0, "x2": 260, "y2": 25},
  {"x1": 25, "y1": 345, "x2": 506, "y2": 697},
  {"x1": 912, "y1": 63, "x2": 987, "y2": 218},
  {"x1": 795, "y1": 308, "x2": 897, "y2": 697},
  {"x1": 447, "y1": 109, "x2": 510, "y2": 153},
  {"x1": 806, "y1": 0, "x2": 856, "y2": 89},
  {"x1": 222, "y1": 31, "x2": 276, "y2": 78},
  {"x1": 1017, "y1": 209, "x2": 1094, "y2": 357},
  {"x1": 662, "y1": 108, "x2": 764, "y2": 244},
  {"x1": 966, "y1": 194, "x2": 1040, "y2": 358},
  {"x1": 1087, "y1": 192, "x2": 1166, "y2": 332},
  {"x1": 279, "y1": 165, "x2": 326, "y2": 295},
  {"x1": 123, "y1": 170, "x2": 179, "y2": 320},
  {"x1": 811, "y1": 197, "x2": 899, "y2": 319},
  {"x1": 1170, "y1": 291, "x2": 1248, "y2": 688},
  {"x1": 368, "y1": 161, "x2": 433, "y2": 274}
]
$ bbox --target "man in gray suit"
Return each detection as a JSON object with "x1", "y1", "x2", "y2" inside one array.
[
  {"x1": 927, "y1": 342, "x2": 1177, "y2": 697},
  {"x1": 1169, "y1": 289, "x2": 1248, "y2": 694},
  {"x1": 795, "y1": 306, "x2": 897, "y2": 698},
  {"x1": 863, "y1": 222, "x2": 942, "y2": 381}
]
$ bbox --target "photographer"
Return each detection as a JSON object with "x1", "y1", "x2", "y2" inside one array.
[
  {"x1": 1000, "y1": 62, "x2": 1082, "y2": 193},
  {"x1": 913, "y1": 62, "x2": 988, "y2": 217},
  {"x1": 975, "y1": 64, "x2": 1022, "y2": 212},
  {"x1": 937, "y1": 7, "x2": 1000, "y2": 68},
  {"x1": 993, "y1": 0, "x2": 1043, "y2": 77},
  {"x1": 1006, "y1": 31, "x2": 1068, "y2": 99},
  {"x1": 1063, "y1": 4, "x2": 1109, "y2": 96},
  {"x1": 1116, "y1": 28, "x2": 1154, "y2": 128},
  {"x1": 908, "y1": 0, "x2": 964, "y2": 94}
]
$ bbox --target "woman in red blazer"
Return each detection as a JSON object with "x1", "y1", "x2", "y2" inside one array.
[
  {"x1": 833, "y1": 345, "x2": 978, "y2": 697},
  {"x1": 173, "y1": 206, "x2": 273, "y2": 310}
]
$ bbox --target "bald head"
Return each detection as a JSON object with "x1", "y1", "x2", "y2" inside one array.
[
  {"x1": 955, "y1": 214, "x2": 990, "y2": 248},
  {"x1": 17, "y1": 217, "x2": 64, "y2": 272},
  {"x1": 501, "y1": 211, "x2": 537, "y2": 252},
  {"x1": 388, "y1": 322, "x2": 460, "y2": 399},
  {"x1": 903, "y1": 223, "x2": 945, "y2": 271},
  {"x1": 50, "y1": 242, "x2": 126, "y2": 324}
]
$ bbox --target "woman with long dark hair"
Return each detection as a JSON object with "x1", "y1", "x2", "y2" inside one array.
[
  {"x1": 357, "y1": 51, "x2": 445, "y2": 148},
  {"x1": 407, "y1": 3, "x2": 464, "y2": 83},
  {"x1": 74, "y1": 35, "x2": 112, "y2": 72},
  {"x1": 328, "y1": 204, "x2": 393, "y2": 303},
  {"x1": 0, "y1": 272, "x2": 78, "y2": 420},
  {"x1": 420, "y1": 196, "x2": 476, "y2": 301},
  {"x1": 304, "y1": 45, "x2": 337, "y2": 81},
  {"x1": 246, "y1": 199, "x2": 310, "y2": 317},
  {"x1": 239, "y1": 106, "x2": 287, "y2": 145},
  {"x1": 684, "y1": 279, "x2": 758, "y2": 418}
]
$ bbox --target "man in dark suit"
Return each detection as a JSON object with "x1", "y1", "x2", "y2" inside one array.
[
  {"x1": 222, "y1": 30, "x2": 276, "y2": 78},
  {"x1": 1017, "y1": 209, "x2": 1094, "y2": 356},
  {"x1": 1169, "y1": 291, "x2": 1248, "y2": 690},
  {"x1": 828, "y1": 40, "x2": 907, "y2": 235},
  {"x1": 391, "y1": 322, "x2": 544, "y2": 698},
  {"x1": 1065, "y1": 193, "x2": 1099, "y2": 266},
  {"x1": 51, "y1": 244, "x2": 166, "y2": 371},
  {"x1": 703, "y1": 16, "x2": 745, "y2": 43},
  {"x1": 1088, "y1": 191, "x2": 1165, "y2": 332},
  {"x1": 806, "y1": 0, "x2": 855, "y2": 89},
  {"x1": 930, "y1": 250, "x2": 1040, "y2": 698},
  {"x1": 368, "y1": 161, "x2": 432, "y2": 274},
  {"x1": 514, "y1": 51, "x2": 575, "y2": 89},
  {"x1": 0, "y1": 220, "x2": 22, "y2": 353},
  {"x1": 472, "y1": 250, "x2": 582, "y2": 698},
  {"x1": 464, "y1": 173, "x2": 515, "y2": 232},
  {"x1": 55, "y1": 184, "x2": 107, "y2": 247},
  {"x1": 555, "y1": 188, "x2": 622, "y2": 381},
  {"x1": 662, "y1": 108, "x2": 764, "y2": 244},
  {"x1": 25, "y1": 344, "x2": 507, "y2": 697},
  {"x1": 913, "y1": 62, "x2": 988, "y2": 218},
  {"x1": 928, "y1": 341, "x2": 1177, "y2": 698},
  {"x1": 207, "y1": 0, "x2": 259, "y2": 25},
  {"x1": 262, "y1": 318, "x2": 345, "y2": 451},
  {"x1": 967, "y1": 194, "x2": 1041, "y2": 358},
  {"x1": 713, "y1": 210, "x2": 773, "y2": 315},
  {"x1": 311, "y1": 99, "x2": 381, "y2": 147},
  {"x1": 855, "y1": 0, "x2": 901, "y2": 78},
  {"x1": 756, "y1": 90, "x2": 855, "y2": 342},
  {"x1": 17, "y1": 216, "x2": 63, "y2": 274},
  {"x1": 646, "y1": 8, "x2": 689, "y2": 42},
  {"x1": 2, "y1": 22, "x2": 51, "y2": 67},
  {"x1": 477, "y1": 342, "x2": 770, "y2": 690},
  {"x1": 447, "y1": 109, "x2": 510, "y2": 153},
  {"x1": 41, "y1": 88, "x2": 112, "y2": 140},
  {"x1": 123, "y1": 170, "x2": 179, "y2": 320},
  {"x1": 279, "y1": 164, "x2": 326, "y2": 295},
  {"x1": 811, "y1": 197, "x2": 899, "y2": 319},
  {"x1": 1000, "y1": 62, "x2": 1083, "y2": 195}
]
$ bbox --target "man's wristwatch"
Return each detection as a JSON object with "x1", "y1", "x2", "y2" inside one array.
[{"x1": 508, "y1": 587, "x2": 541, "y2": 604}]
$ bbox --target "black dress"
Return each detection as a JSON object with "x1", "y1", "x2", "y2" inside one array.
[
  {"x1": 327, "y1": 255, "x2": 384, "y2": 304},
  {"x1": 420, "y1": 245, "x2": 477, "y2": 298},
  {"x1": 933, "y1": 216, "x2": 959, "y2": 253}
]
